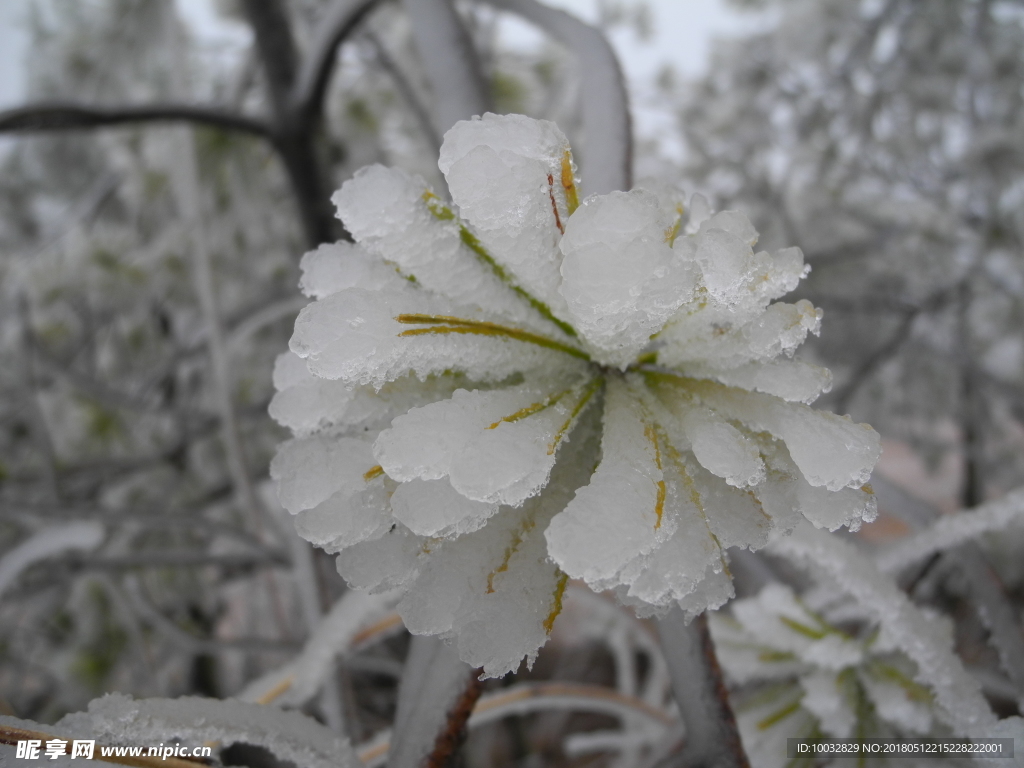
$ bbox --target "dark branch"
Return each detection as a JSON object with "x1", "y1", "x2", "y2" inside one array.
[
  {"x1": 240, "y1": 0, "x2": 300, "y2": 117},
  {"x1": 293, "y1": 0, "x2": 382, "y2": 120},
  {"x1": 0, "y1": 103, "x2": 271, "y2": 139}
]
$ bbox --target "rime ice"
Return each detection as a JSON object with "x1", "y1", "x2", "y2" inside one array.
[{"x1": 271, "y1": 112, "x2": 881, "y2": 677}]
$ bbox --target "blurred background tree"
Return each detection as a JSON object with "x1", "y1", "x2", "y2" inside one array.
[{"x1": 1, "y1": 0, "x2": 1022, "y2": 764}]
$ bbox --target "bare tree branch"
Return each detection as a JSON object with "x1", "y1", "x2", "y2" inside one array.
[
  {"x1": 484, "y1": 0, "x2": 632, "y2": 194},
  {"x1": 0, "y1": 102, "x2": 270, "y2": 139},
  {"x1": 293, "y1": 0, "x2": 382, "y2": 119},
  {"x1": 364, "y1": 30, "x2": 442, "y2": 153},
  {"x1": 402, "y1": 0, "x2": 491, "y2": 135}
]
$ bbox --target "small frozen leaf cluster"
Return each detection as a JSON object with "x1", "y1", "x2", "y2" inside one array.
[
  {"x1": 710, "y1": 584, "x2": 944, "y2": 768},
  {"x1": 270, "y1": 113, "x2": 881, "y2": 678}
]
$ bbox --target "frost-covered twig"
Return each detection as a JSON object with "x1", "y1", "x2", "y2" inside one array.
[
  {"x1": 0, "y1": 719, "x2": 199, "y2": 768},
  {"x1": 770, "y1": 521, "x2": 997, "y2": 734},
  {"x1": 401, "y1": 0, "x2": 490, "y2": 134},
  {"x1": 0, "y1": 103, "x2": 270, "y2": 138},
  {"x1": 657, "y1": 609, "x2": 750, "y2": 768},
  {"x1": 0, "y1": 522, "x2": 104, "y2": 600},
  {"x1": 57, "y1": 694, "x2": 361, "y2": 768},
  {"x1": 877, "y1": 486, "x2": 1024, "y2": 572},
  {"x1": 483, "y1": 0, "x2": 632, "y2": 194},
  {"x1": 238, "y1": 588, "x2": 401, "y2": 707}
]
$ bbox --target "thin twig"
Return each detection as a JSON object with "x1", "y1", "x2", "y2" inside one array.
[{"x1": 0, "y1": 102, "x2": 271, "y2": 138}]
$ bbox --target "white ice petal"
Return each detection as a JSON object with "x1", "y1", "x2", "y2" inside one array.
[
  {"x1": 299, "y1": 241, "x2": 401, "y2": 299},
  {"x1": 334, "y1": 523, "x2": 425, "y2": 593},
  {"x1": 294, "y1": 478, "x2": 392, "y2": 553},
  {"x1": 677, "y1": 359, "x2": 832, "y2": 404},
  {"x1": 332, "y1": 164, "x2": 538, "y2": 325},
  {"x1": 439, "y1": 113, "x2": 573, "y2": 323},
  {"x1": 398, "y1": 503, "x2": 564, "y2": 678},
  {"x1": 545, "y1": 377, "x2": 663, "y2": 586},
  {"x1": 270, "y1": 436, "x2": 376, "y2": 514},
  {"x1": 390, "y1": 478, "x2": 499, "y2": 538},
  {"x1": 694, "y1": 383, "x2": 880, "y2": 491},
  {"x1": 681, "y1": 407, "x2": 765, "y2": 488},
  {"x1": 801, "y1": 671, "x2": 856, "y2": 738},
  {"x1": 290, "y1": 286, "x2": 583, "y2": 388},
  {"x1": 659, "y1": 300, "x2": 822, "y2": 371},
  {"x1": 860, "y1": 672, "x2": 933, "y2": 734},
  {"x1": 559, "y1": 189, "x2": 699, "y2": 367},
  {"x1": 376, "y1": 379, "x2": 595, "y2": 506}
]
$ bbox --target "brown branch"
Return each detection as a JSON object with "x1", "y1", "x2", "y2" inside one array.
[
  {"x1": 0, "y1": 103, "x2": 270, "y2": 139},
  {"x1": 426, "y1": 672, "x2": 484, "y2": 768}
]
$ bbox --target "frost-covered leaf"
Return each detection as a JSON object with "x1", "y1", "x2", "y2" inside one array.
[{"x1": 559, "y1": 189, "x2": 698, "y2": 367}]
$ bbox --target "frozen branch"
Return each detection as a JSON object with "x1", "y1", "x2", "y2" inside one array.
[
  {"x1": 57, "y1": 694, "x2": 361, "y2": 768},
  {"x1": 0, "y1": 522, "x2": 104, "y2": 600},
  {"x1": 483, "y1": 0, "x2": 632, "y2": 194},
  {"x1": 878, "y1": 486, "x2": 1024, "y2": 573},
  {"x1": 656, "y1": 610, "x2": 750, "y2": 768},
  {"x1": 238, "y1": 588, "x2": 401, "y2": 707},
  {"x1": 401, "y1": 0, "x2": 491, "y2": 134}
]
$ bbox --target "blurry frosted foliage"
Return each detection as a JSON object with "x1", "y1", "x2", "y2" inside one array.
[
  {"x1": 0, "y1": 0, "x2": 605, "y2": 725},
  {"x1": 272, "y1": 112, "x2": 881, "y2": 678},
  {"x1": 710, "y1": 584, "x2": 948, "y2": 768},
  {"x1": 674, "y1": 0, "x2": 1024, "y2": 499}
]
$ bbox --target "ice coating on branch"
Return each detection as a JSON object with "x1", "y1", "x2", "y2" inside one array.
[
  {"x1": 57, "y1": 694, "x2": 359, "y2": 768},
  {"x1": 270, "y1": 112, "x2": 882, "y2": 674},
  {"x1": 559, "y1": 190, "x2": 698, "y2": 367}
]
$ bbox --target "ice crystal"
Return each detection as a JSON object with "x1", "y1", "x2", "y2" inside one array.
[
  {"x1": 271, "y1": 113, "x2": 881, "y2": 677},
  {"x1": 709, "y1": 584, "x2": 946, "y2": 768}
]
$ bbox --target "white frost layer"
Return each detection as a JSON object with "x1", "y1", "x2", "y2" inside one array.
[
  {"x1": 375, "y1": 380, "x2": 591, "y2": 507},
  {"x1": 877, "y1": 486, "x2": 1024, "y2": 573},
  {"x1": 770, "y1": 522, "x2": 997, "y2": 735},
  {"x1": 546, "y1": 377, "x2": 662, "y2": 586},
  {"x1": 439, "y1": 113, "x2": 573, "y2": 325},
  {"x1": 695, "y1": 384, "x2": 880, "y2": 491},
  {"x1": 299, "y1": 240, "x2": 401, "y2": 299},
  {"x1": 559, "y1": 189, "x2": 697, "y2": 368},
  {"x1": 333, "y1": 164, "x2": 540, "y2": 328},
  {"x1": 270, "y1": 435, "x2": 376, "y2": 514},
  {"x1": 58, "y1": 694, "x2": 359, "y2": 768},
  {"x1": 290, "y1": 285, "x2": 583, "y2": 388},
  {"x1": 239, "y1": 589, "x2": 401, "y2": 708}
]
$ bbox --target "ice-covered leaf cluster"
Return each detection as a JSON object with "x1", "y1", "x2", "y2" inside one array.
[
  {"x1": 709, "y1": 584, "x2": 944, "y2": 768},
  {"x1": 271, "y1": 112, "x2": 881, "y2": 678}
]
